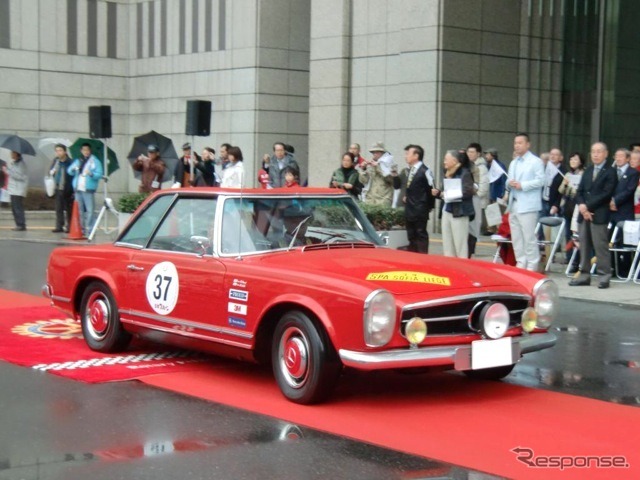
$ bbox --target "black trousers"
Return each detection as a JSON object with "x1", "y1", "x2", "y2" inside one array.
[
  {"x1": 406, "y1": 217, "x2": 429, "y2": 254},
  {"x1": 10, "y1": 195, "x2": 26, "y2": 228},
  {"x1": 54, "y1": 190, "x2": 74, "y2": 230}
]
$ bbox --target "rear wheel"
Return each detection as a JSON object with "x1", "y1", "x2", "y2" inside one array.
[
  {"x1": 80, "y1": 281, "x2": 131, "y2": 352},
  {"x1": 463, "y1": 363, "x2": 515, "y2": 381},
  {"x1": 272, "y1": 311, "x2": 341, "y2": 404}
]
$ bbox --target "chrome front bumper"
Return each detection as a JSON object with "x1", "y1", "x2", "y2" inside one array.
[{"x1": 338, "y1": 332, "x2": 557, "y2": 371}]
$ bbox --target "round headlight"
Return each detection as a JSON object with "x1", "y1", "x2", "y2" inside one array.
[
  {"x1": 363, "y1": 289, "x2": 396, "y2": 347},
  {"x1": 480, "y1": 302, "x2": 510, "y2": 339},
  {"x1": 405, "y1": 317, "x2": 427, "y2": 345},
  {"x1": 521, "y1": 307, "x2": 537, "y2": 333},
  {"x1": 533, "y1": 279, "x2": 559, "y2": 328}
]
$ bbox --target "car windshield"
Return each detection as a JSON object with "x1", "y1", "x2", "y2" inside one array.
[{"x1": 219, "y1": 196, "x2": 382, "y2": 255}]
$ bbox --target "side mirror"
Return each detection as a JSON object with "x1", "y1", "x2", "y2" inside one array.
[
  {"x1": 378, "y1": 231, "x2": 389, "y2": 246},
  {"x1": 190, "y1": 235, "x2": 211, "y2": 256}
]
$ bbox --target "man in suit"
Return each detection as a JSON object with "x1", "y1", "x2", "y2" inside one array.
[
  {"x1": 610, "y1": 148, "x2": 640, "y2": 224},
  {"x1": 569, "y1": 142, "x2": 618, "y2": 289},
  {"x1": 402, "y1": 144, "x2": 434, "y2": 253}
]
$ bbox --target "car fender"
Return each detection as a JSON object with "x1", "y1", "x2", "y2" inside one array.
[
  {"x1": 260, "y1": 292, "x2": 337, "y2": 341},
  {"x1": 71, "y1": 269, "x2": 121, "y2": 314}
]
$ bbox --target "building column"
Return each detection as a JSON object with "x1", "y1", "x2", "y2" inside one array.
[{"x1": 307, "y1": 0, "x2": 351, "y2": 187}]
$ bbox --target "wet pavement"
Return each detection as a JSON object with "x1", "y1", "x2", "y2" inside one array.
[{"x1": 1, "y1": 210, "x2": 639, "y2": 478}]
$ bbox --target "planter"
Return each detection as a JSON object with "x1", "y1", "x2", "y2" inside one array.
[{"x1": 118, "y1": 212, "x2": 132, "y2": 233}]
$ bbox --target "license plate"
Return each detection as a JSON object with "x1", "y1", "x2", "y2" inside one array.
[{"x1": 471, "y1": 337, "x2": 513, "y2": 370}]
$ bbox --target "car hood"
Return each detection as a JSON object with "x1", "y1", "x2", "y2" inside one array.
[{"x1": 256, "y1": 246, "x2": 525, "y2": 295}]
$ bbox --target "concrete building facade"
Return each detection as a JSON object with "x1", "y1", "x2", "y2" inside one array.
[{"x1": 0, "y1": 0, "x2": 638, "y2": 195}]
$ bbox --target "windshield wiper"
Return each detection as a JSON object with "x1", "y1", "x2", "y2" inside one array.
[{"x1": 288, "y1": 215, "x2": 313, "y2": 250}]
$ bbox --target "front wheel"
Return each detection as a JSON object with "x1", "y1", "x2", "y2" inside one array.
[
  {"x1": 272, "y1": 311, "x2": 341, "y2": 404},
  {"x1": 80, "y1": 281, "x2": 131, "y2": 353},
  {"x1": 463, "y1": 363, "x2": 515, "y2": 381}
]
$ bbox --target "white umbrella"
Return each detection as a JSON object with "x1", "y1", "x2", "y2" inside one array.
[{"x1": 38, "y1": 137, "x2": 72, "y2": 160}]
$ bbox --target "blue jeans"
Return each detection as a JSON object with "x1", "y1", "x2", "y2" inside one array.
[{"x1": 76, "y1": 190, "x2": 96, "y2": 235}]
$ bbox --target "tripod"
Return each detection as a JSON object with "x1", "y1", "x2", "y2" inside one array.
[{"x1": 88, "y1": 139, "x2": 119, "y2": 242}]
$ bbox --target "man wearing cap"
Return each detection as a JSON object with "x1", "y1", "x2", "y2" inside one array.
[
  {"x1": 133, "y1": 144, "x2": 166, "y2": 193},
  {"x1": 359, "y1": 142, "x2": 396, "y2": 206},
  {"x1": 173, "y1": 142, "x2": 202, "y2": 187}
]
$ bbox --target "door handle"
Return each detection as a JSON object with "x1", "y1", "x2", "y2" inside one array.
[{"x1": 127, "y1": 264, "x2": 144, "y2": 271}]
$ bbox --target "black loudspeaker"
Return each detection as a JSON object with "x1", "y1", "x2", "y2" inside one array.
[
  {"x1": 89, "y1": 105, "x2": 112, "y2": 139},
  {"x1": 185, "y1": 100, "x2": 212, "y2": 136}
]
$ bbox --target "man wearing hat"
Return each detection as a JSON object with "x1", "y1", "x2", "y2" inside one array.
[
  {"x1": 173, "y1": 142, "x2": 202, "y2": 187},
  {"x1": 133, "y1": 144, "x2": 166, "y2": 193},
  {"x1": 359, "y1": 142, "x2": 396, "y2": 206}
]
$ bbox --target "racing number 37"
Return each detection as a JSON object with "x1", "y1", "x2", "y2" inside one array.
[
  {"x1": 153, "y1": 275, "x2": 172, "y2": 302},
  {"x1": 145, "y1": 262, "x2": 180, "y2": 316}
]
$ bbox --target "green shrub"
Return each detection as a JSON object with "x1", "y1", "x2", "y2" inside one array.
[
  {"x1": 117, "y1": 192, "x2": 149, "y2": 213},
  {"x1": 359, "y1": 203, "x2": 405, "y2": 230}
]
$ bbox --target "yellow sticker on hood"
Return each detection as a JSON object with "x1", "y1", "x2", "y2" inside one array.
[{"x1": 366, "y1": 271, "x2": 451, "y2": 286}]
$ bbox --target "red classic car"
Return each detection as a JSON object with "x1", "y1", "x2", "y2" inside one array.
[{"x1": 44, "y1": 188, "x2": 557, "y2": 404}]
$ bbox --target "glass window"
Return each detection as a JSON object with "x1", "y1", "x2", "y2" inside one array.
[
  {"x1": 220, "y1": 196, "x2": 381, "y2": 255},
  {"x1": 148, "y1": 197, "x2": 216, "y2": 253},
  {"x1": 117, "y1": 194, "x2": 174, "y2": 247}
]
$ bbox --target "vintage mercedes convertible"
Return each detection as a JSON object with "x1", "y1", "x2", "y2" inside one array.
[{"x1": 44, "y1": 188, "x2": 557, "y2": 404}]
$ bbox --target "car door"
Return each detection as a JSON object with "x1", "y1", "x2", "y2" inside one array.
[{"x1": 121, "y1": 196, "x2": 247, "y2": 347}]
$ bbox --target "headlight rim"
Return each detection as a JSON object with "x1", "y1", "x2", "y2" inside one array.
[
  {"x1": 532, "y1": 278, "x2": 558, "y2": 329},
  {"x1": 363, "y1": 288, "x2": 396, "y2": 348},
  {"x1": 479, "y1": 301, "x2": 510, "y2": 340}
]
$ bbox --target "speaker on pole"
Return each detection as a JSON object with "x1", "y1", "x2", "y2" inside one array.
[
  {"x1": 185, "y1": 100, "x2": 212, "y2": 136},
  {"x1": 89, "y1": 105, "x2": 112, "y2": 139}
]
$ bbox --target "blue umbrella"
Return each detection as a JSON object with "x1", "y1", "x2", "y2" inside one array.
[{"x1": 0, "y1": 134, "x2": 36, "y2": 156}]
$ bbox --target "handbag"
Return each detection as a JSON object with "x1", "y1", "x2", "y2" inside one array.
[{"x1": 44, "y1": 175, "x2": 56, "y2": 197}]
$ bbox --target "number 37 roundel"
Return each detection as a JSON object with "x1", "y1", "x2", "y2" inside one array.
[{"x1": 146, "y1": 261, "x2": 180, "y2": 315}]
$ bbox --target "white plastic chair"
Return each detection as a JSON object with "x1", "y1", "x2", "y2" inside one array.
[
  {"x1": 609, "y1": 221, "x2": 640, "y2": 283},
  {"x1": 492, "y1": 216, "x2": 566, "y2": 272}
]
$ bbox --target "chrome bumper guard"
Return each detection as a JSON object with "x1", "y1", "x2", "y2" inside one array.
[{"x1": 338, "y1": 332, "x2": 557, "y2": 371}]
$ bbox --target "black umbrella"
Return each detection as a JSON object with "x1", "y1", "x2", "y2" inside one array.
[
  {"x1": 0, "y1": 134, "x2": 36, "y2": 156},
  {"x1": 127, "y1": 131, "x2": 179, "y2": 182}
]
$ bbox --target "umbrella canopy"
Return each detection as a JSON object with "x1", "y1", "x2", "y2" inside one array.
[
  {"x1": 38, "y1": 138, "x2": 72, "y2": 160},
  {"x1": 0, "y1": 134, "x2": 36, "y2": 156},
  {"x1": 127, "y1": 130, "x2": 178, "y2": 182},
  {"x1": 69, "y1": 138, "x2": 119, "y2": 176}
]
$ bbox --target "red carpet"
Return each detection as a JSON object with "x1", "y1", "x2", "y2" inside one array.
[
  {"x1": 142, "y1": 362, "x2": 640, "y2": 479},
  {"x1": 2, "y1": 290, "x2": 639, "y2": 478},
  {"x1": 0, "y1": 294, "x2": 213, "y2": 382}
]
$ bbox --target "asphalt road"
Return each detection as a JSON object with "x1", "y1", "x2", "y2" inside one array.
[{"x1": 1, "y1": 239, "x2": 638, "y2": 479}]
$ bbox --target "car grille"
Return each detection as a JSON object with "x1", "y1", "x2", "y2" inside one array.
[{"x1": 401, "y1": 293, "x2": 531, "y2": 337}]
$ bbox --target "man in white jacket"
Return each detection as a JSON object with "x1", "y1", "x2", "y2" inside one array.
[
  {"x1": 507, "y1": 133, "x2": 545, "y2": 271},
  {"x1": 5, "y1": 151, "x2": 29, "y2": 231}
]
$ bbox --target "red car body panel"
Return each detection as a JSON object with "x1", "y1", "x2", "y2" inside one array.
[{"x1": 44, "y1": 188, "x2": 556, "y2": 374}]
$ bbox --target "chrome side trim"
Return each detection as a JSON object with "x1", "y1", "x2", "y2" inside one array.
[
  {"x1": 338, "y1": 332, "x2": 556, "y2": 371},
  {"x1": 121, "y1": 317, "x2": 252, "y2": 350},
  {"x1": 51, "y1": 295, "x2": 72, "y2": 303},
  {"x1": 402, "y1": 292, "x2": 531, "y2": 312},
  {"x1": 119, "y1": 309, "x2": 254, "y2": 339}
]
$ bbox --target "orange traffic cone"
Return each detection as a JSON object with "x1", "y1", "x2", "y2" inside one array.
[{"x1": 68, "y1": 200, "x2": 85, "y2": 240}]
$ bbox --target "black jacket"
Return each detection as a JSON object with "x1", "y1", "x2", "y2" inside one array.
[
  {"x1": 611, "y1": 166, "x2": 640, "y2": 223},
  {"x1": 548, "y1": 168, "x2": 564, "y2": 210},
  {"x1": 575, "y1": 162, "x2": 617, "y2": 225},
  {"x1": 174, "y1": 152, "x2": 203, "y2": 186},
  {"x1": 49, "y1": 156, "x2": 75, "y2": 197},
  {"x1": 404, "y1": 163, "x2": 434, "y2": 221},
  {"x1": 442, "y1": 167, "x2": 475, "y2": 219},
  {"x1": 195, "y1": 158, "x2": 217, "y2": 186}
]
